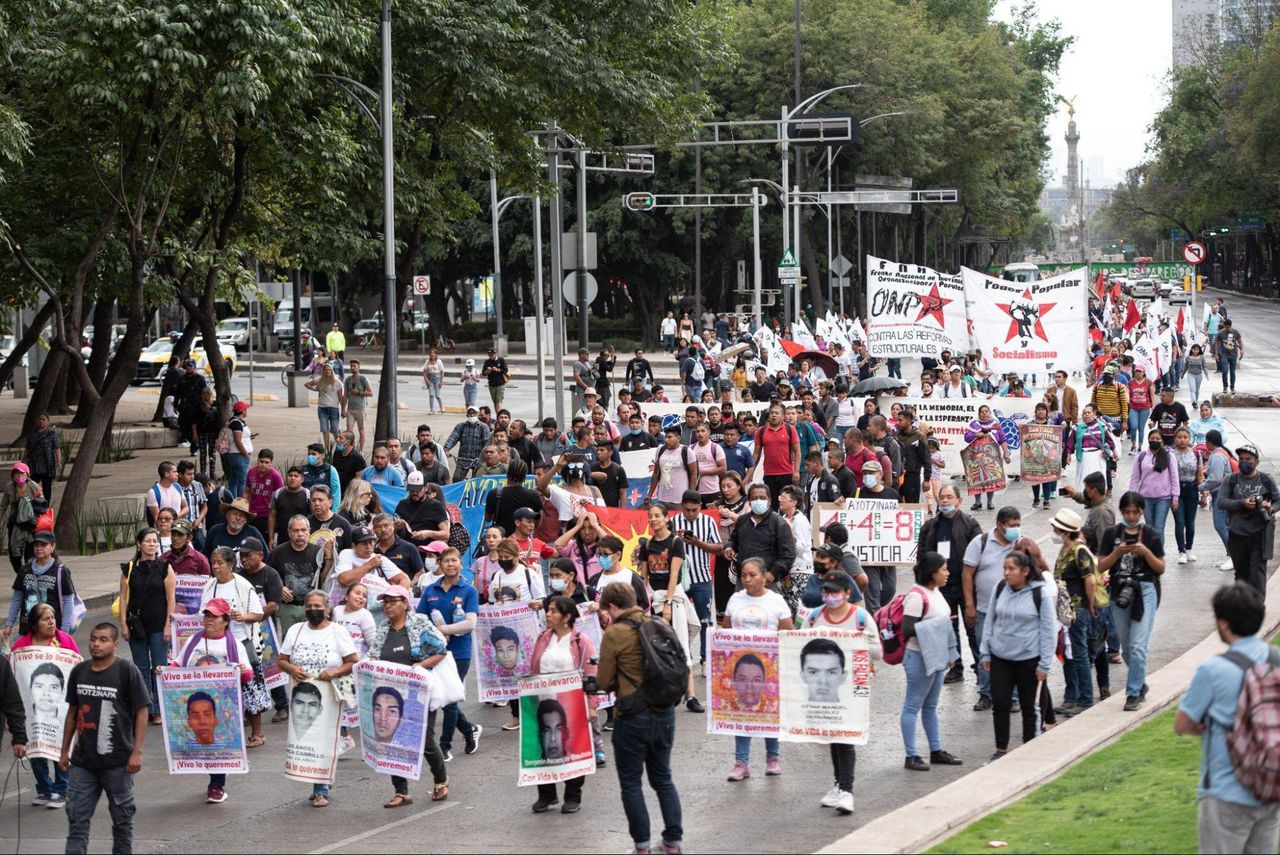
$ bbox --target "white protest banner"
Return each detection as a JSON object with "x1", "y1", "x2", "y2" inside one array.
[
  {"x1": 778, "y1": 629, "x2": 872, "y2": 745},
  {"x1": 10, "y1": 646, "x2": 80, "y2": 760},
  {"x1": 158, "y1": 666, "x2": 247, "y2": 775},
  {"x1": 810, "y1": 499, "x2": 926, "y2": 567},
  {"x1": 285, "y1": 679, "x2": 341, "y2": 783},
  {"x1": 791, "y1": 316, "x2": 818, "y2": 350},
  {"x1": 354, "y1": 660, "x2": 431, "y2": 781},
  {"x1": 517, "y1": 671, "x2": 596, "y2": 786},
  {"x1": 476, "y1": 603, "x2": 541, "y2": 702},
  {"x1": 887, "y1": 396, "x2": 982, "y2": 472},
  {"x1": 865, "y1": 256, "x2": 968, "y2": 358},
  {"x1": 1132, "y1": 334, "x2": 1160, "y2": 377},
  {"x1": 962, "y1": 266, "x2": 1089, "y2": 375}
]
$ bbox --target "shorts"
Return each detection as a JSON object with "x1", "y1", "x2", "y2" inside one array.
[
  {"x1": 346, "y1": 407, "x2": 365, "y2": 431},
  {"x1": 318, "y1": 406, "x2": 340, "y2": 434}
]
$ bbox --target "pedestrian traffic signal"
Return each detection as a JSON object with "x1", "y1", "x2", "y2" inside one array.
[{"x1": 624, "y1": 193, "x2": 656, "y2": 212}]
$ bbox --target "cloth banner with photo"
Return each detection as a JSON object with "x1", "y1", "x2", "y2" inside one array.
[
  {"x1": 1019, "y1": 423, "x2": 1064, "y2": 484},
  {"x1": 10, "y1": 646, "x2": 80, "y2": 761},
  {"x1": 158, "y1": 665, "x2": 247, "y2": 774},
  {"x1": 284, "y1": 679, "x2": 341, "y2": 783},
  {"x1": 961, "y1": 434, "x2": 1007, "y2": 496},
  {"x1": 707, "y1": 629, "x2": 780, "y2": 737},
  {"x1": 476, "y1": 603, "x2": 541, "y2": 702},
  {"x1": 171, "y1": 614, "x2": 204, "y2": 660},
  {"x1": 174, "y1": 575, "x2": 206, "y2": 616},
  {"x1": 961, "y1": 266, "x2": 1089, "y2": 375},
  {"x1": 517, "y1": 671, "x2": 596, "y2": 786},
  {"x1": 354, "y1": 660, "x2": 430, "y2": 781},
  {"x1": 254, "y1": 617, "x2": 286, "y2": 690},
  {"x1": 810, "y1": 499, "x2": 926, "y2": 567},
  {"x1": 865, "y1": 256, "x2": 968, "y2": 358},
  {"x1": 778, "y1": 629, "x2": 872, "y2": 745}
]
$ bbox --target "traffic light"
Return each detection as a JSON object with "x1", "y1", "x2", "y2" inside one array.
[{"x1": 624, "y1": 192, "x2": 656, "y2": 212}]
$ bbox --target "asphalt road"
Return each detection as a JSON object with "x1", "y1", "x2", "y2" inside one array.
[{"x1": 4, "y1": 289, "x2": 1278, "y2": 853}]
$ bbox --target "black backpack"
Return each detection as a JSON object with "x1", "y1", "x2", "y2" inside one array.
[{"x1": 617, "y1": 616, "x2": 690, "y2": 714}]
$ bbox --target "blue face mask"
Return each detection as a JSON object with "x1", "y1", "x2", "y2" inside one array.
[
  {"x1": 630, "y1": 427, "x2": 642, "y2": 435},
  {"x1": 598, "y1": 554, "x2": 615, "y2": 570},
  {"x1": 750, "y1": 499, "x2": 770, "y2": 516},
  {"x1": 1003, "y1": 526, "x2": 1022, "y2": 542},
  {"x1": 863, "y1": 474, "x2": 878, "y2": 489},
  {"x1": 938, "y1": 503, "x2": 957, "y2": 516},
  {"x1": 307, "y1": 454, "x2": 319, "y2": 466},
  {"x1": 335, "y1": 443, "x2": 345, "y2": 453}
]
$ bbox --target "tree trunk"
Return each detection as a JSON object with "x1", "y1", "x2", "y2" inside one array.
[
  {"x1": 22, "y1": 349, "x2": 68, "y2": 441},
  {"x1": 151, "y1": 319, "x2": 199, "y2": 421},
  {"x1": 0, "y1": 300, "x2": 55, "y2": 396}
]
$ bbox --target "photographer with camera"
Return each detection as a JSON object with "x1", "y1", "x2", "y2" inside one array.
[
  {"x1": 1217, "y1": 444, "x2": 1276, "y2": 598},
  {"x1": 1098, "y1": 491, "x2": 1166, "y2": 712}
]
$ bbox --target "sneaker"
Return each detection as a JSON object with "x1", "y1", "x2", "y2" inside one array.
[
  {"x1": 464, "y1": 724, "x2": 483, "y2": 755},
  {"x1": 1220, "y1": 559, "x2": 1235, "y2": 572},
  {"x1": 820, "y1": 785, "x2": 843, "y2": 808},
  {"x1": 987, "y1": 750, "x2": 1007, "y2": 763},
  {"x1": 31, "y1": 794, "x2": 49, "y2": 807},
  {"x1": 970, "y1": 502, "x2": 983, "y2": 511},
  {"x1": 602, "y1": 719, "x2": 615, "y2": 732},
  {"x1": 1032, "y1": 498, "x2": 1040, "y2": 509},
  {"x1": 1177, "y1": 552, "x2": 1188, "y2": 564},
  {"x1": 765, "y1": 756, "x2": 781, "y2": 776},
  {"x1": 973, "y1": 696, "x2": 992, "y2": 712},
  {"x1": 904, "y1": 755, "x2": 930, "y2": 772},
  {"x1": 1042, "y1": 499, "x2": 1052, "y2": 510},
  {"x1": 1099, "y1": 687, "x2": 1112, "y2": 700},
  {"x1": 685, "y1": 696, "x2": 705, "y2": 714},
  {"x1": 595, "y1": 749, "x2": 607, "y2": 766},
  {"x1": 1010, "y1": 699, "x2": 1021, "y2": 713},
  {"x1": 1140, "y1": 683, "x2": 1149, "y2": 701},
  {"x1": 661, "y1": 843, "x2": 683, "y2": 854},
  {"x1": 930, "y1": 750, "x2": 963, "y2": 766},
  {"x1": 441, "y1": 747, "x2": 454, "y2": 763},
  {"x1": 1123, "y1": 695, "x2": 1141, "y2": 711},
  {"x1": 835, "y1": 790, "x2": 855, "y2": 815},
  {"x1": 727, "y1": 760, "x2": 750, "y2": 782},
  {"x1": 1054, "y1": 702, "x2": 1079, "y2": 717},
  {"x1": 531, "y1": 796, "x2": 559, "y2": 812},
  {"x1": 1188, "y1": 553, "x2": 1198, "y2": 562},
  {"x1": 206, "y1": 786, "x2": 228, "y2": 804},
  {"x1": 45, "y1": 794, "x2": 66, "y2": 810},
  {"x1": 561, "y1": 800, "x2": 581, "y2": 814}
]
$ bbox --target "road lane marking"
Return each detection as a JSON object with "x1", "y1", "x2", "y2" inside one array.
[{"x1": 307, "y1": 801, "x2": 459, "y2": 853}]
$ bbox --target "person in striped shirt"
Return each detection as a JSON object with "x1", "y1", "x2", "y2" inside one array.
[{"x1": 671, "y1": 490, "x2": 723, "y2": 666}]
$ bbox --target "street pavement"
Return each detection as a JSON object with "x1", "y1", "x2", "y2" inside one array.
[{"x1": 3, "y1": 288, "x2": 1279, "y2": 853}]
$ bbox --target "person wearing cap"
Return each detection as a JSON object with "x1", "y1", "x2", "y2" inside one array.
[
  {"x1": 538, "y1": 452, "x2": 604, "y2": 525},
  {"x1": 237, "y1": 537, "x2": 291, "y2": 720},
  {"x1": 481, "y1": 346, "x2": 509, "y2": 408},
  {"x1": 1089, "y1": 363, "x2": 1129, "y2": 437},
  {"x1": 394, "y1": 471, "x2": 450, "y2": 548},
  {"x1": 325, "y1": 322, "x2": 346, "y2": 361},
  {"x1": 301, "y1": 442, "x2": 341, "y2": 513},
  {"x1": 201, "y1": 496, "x2": 267, "y2": 561},
  {"x1": 223, "y1": 399, "x2": 253, "y2": 497},
  {"x1": 118, "y1": 527, "x2": 175, "y2": 725},
  {"x1": 804, "y1": 569, "x2": 881, "y2": 815},
  {"x1": 199, "y1": 547, "x2": 269, "y2": 745},
  {"x1": 1049, "y1": 508, "x2": 1100, "y2": 717},
  {"x1": 1218, "y1": 444, "x2": 1277, "y2": 598},
  {"x1": 164, "y1": 518, "x2": 211, "y2": 576},
  {"x1": 1214, "y1": 317, "x2": 1243, "y2": 394},
  {"x1": 243, "y1": 449, "x2": 283, "y2": 536},
  {"x1": 916, "y1": 485, "x2": 982, "y2": 684},
  {"x1": 812, "y1": 539, "x2": 865, "y2": 605},
  {"x1": 939, "y1": 364, "x2": 969, "y2": 399},
  {"x1": 456, "y1": 358, "x2": 479, "y2": 408},
  {"x1": 571, "y1": 347, "x2": 597, "y2": 413},
  {"x1": 3, "y1": 460, "x2": 46, "y2": 574},
  {"x1": 852, "y1": 459, "x2": 900, "y2": 612},
  {"x1": 444, "y1": 407, "x2": 491, "y2": 481},
  {"x1": 332, "y1": 526, "x2": 412, "y2": 609},
  {"x1": 625, "y1": 347, "x2": 654, "y2": 390},
  {"x1": 1149, "y1": 385, "x2": 1189, "y2": 448},
  {"x1": 417, "y1": 547, "x2": 482, "y2": 761},
  {"x1": 174, "y1": 356, "x2": 208, "y2": 456}
]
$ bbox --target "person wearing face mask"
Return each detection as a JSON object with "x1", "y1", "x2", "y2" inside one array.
[
  {"x1": 917, "y1": 485, "x2": 982, "y2": 685},
  {"x1": 301, "y1": 443, "x2": 341, "y2": 513},
  {"x1": 1098, "y1": 491, "x2": 1166, "y2": 711},
  {"x1": 899, "y1": 552, "x2": 963, "y2": 772},
  {"x1": 330, "y1": 431, "x2": 367, "y2": 494},
  {"x1": 1129, "y1": 429, "x2": 1179, "y2": 544},
  {"x1": 445, "y1": 406, "x2": 492, "y2": 481},
  {"x1": 1218, "y1": 445, "x2": 1277, "y2": 598},
  {"x1": 1049, "y1": 509, "x2": 1101, "y2": 719},
  {"x1": 852, "y1": 460, "x2": 900, "y2": 613},
  {"x1": 413, "y1": 541, "x2": 448, "y2": 591},
  {"x1": 723, "y1": 484, "x2": 797, "y2": 599},
  {"x1": 588, "y1": 536, "x2": 650, "y2": 617},
  {"x1": 621, "y1": 412, "x2": 658, "y2": 452}
]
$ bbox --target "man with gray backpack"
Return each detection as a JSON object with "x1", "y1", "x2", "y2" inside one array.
[{"x1": 1175, "y1": 583, "x2": 1280, "y2": 854}]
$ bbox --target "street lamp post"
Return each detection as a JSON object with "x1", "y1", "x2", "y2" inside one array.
[
  {"x1": 379, "y1": 0, "x2": 398, "y2": 440},
  {"x1": 489, "y1": 170, "x2": 506, "y2": 353}
]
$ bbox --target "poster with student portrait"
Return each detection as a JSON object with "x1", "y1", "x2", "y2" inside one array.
[
  {"x1": 576, "y1": 605, "x2": 603, "y2": 651},
  {"x1": 170, "y1": 613, "x2": 205, "y2": 661},
  {"x1": 476, "y1": 603, "x2": 540, "y2": 702},
  {"x1": 353, "y1": 660, "x2": 430, "y2": 781},
  {"x1": 707, "y1": 629, "x2": 779, "y2": 738},
  {"x1": 517, "y1": 672, "x2": 596, "y2": 787},
  {"x1": 173, "y1": 575, "x2": 206, "y2": 616},
  {"x1": 9, "y1": 646, "x2": 80, "y2": 761},
  {"x1": 777, "y1": 629, "x2": 872, "y2": 745},
  {"x1": 960, "y1": 434, "x2": 1007, "y2": 496},
  {"x1": 284, "y1": 679, "x2": 341, "y2": 783},
  {"x1": 157, "y1": 666, "x2": 247, "y2": 774},
  {"x1": 255, "y1": 618, "x2": 286, "y2": 690}
]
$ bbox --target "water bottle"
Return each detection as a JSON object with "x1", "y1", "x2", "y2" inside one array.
[{"x1": 452, "y1": 602, "x2": 466, "y2": 625}]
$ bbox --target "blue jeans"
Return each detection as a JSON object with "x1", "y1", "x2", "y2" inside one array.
[
  {"x1": 1064, "y1": 609, "x2": 1095, "y2": 708},
  {"x1": 129, "y1": 631, "x2": 168, "y2": 716},
  {"x1": 1219, "y1": 354, "x2": 1237, "y2": 390},
  {"x1": 1032, "y1": 480, "x2": 1058, "y2": 502},
  {"x1": 1188, "y1": 372, "x2": 1203, "y2": 407},
  {"x1": 31, "y1": 757, "x2": 68, "y2": 797},
  {"x1": 440, "y1": 658, "x2": 477, "y2": 750},
  {"x1": 612, "y1": 707, "x2": 682, "y2": 847},
  {"x1": 734, "y1": 735, "x2": 780, "y2": 764},
  {"x1": 312, "y1": 782, "x2": 331, "y2": 798},
  {"x1": 225, "y1": 452, "x2": 249, "y2": 497},
  {"x1": 66, "y1": 765, "x2": 135, "y2": 855},
  {"x1": 662, "y1": 334, "x2": 675, "y2": 353},
  {"x1": 686, "y1": 581, "x2": 712, "y2": 662},
  {"x1": 887, "y1": 359, "x2": 902, "y2": 379},
  {"x1": 463, "y1": 383, "x2": 478, "y2": 408},
  {"x1": 317, "y1": 406, "x2": 340, "y2": 435},
  {"x1": 1210, "y1": 490, "x2": 1230, "y2": 548},
  {"x1": 1143, "y1": 497, "x2": 1172, "y2": 547},
  {"x1": 1174, "y1": 481, "x2": 1199, "y2": 553},
  {"x1": 901, "y1": 648, "x2": 944, "y2": 757},
  {"x1": 973, "y1": 610, "x2": 990, "y2": 699},
  {"x1": 1128, "y1": 408, "x2": 1151, "y2": 446},
  {"x1": 684, "y1": 384, "x2": 702, "y2": 402},
  {"x1": 427, "y1": 376, "x2": 443, "y2": 411},
  {"x1": 1111, "y1": 581, "x2": 1157, "y2": 699}
]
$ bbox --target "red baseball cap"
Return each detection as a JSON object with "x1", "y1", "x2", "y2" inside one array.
[
  {"x1": 233, "y1": 400, "x2": 251, "y2": 413},
  {"x1": 203, "y1": 598, "x2": 232, "y2": 617}
]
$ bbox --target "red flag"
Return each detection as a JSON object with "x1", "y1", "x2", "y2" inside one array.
[
  {"x1": 1124, "y1": 299, "x2": 1140, "y2": 333},
  {"x1": 779, "y1": 339, "x2": 805, "y2": 358},
  {"x1": 1176, "y1": 307, "x2": 1184, "y2": 333},
  {"x1": 1093, "y1": 271, "x2": 1106, "y2": 301},
  {"x1": 1111, "y1": 282, "x2": 1122, "y2": 302}
]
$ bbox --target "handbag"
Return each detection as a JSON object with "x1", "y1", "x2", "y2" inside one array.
[{"x1": 426, "y1": 651, "x2": 466, "y2": 712}]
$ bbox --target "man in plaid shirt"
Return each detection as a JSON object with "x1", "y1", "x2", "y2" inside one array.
[{"x1": 444, "y1": 406, "x2": 491, "y2": 481}]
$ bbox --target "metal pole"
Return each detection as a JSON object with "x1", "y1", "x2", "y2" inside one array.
[
  {"x1": 576, "y1": 146, "x2": 589, "y2": 349},
  {"x1": 855, "y1": 211, "x2": 862, "y2": 318},
  {"x1": 780, "y1": 105, "x2": 791, "y2": 331},
  {"x1": 752, "y1": 187, "x2": 762, "y2": 329},
  {"x1": 292, "y1": 268, "x2": 302, "y2": 372},
  {"x1": 695, "y1": 146, "x2": 703, "y2": 321},
  {"x1": 490, "y1": 169, "x2": 505, "y2": 349},
  {"x1": 792, "y1": 184, "x2": 802, "y2": 323},
  {"x1": 826, "y1": 146, "x2": 833, "y2": 310},
  {"x1": 836, "y1": 166, "x2": 845, "y2": 316},
  {"x1": 794, "y1": 0, "x2": 802, "y2": 104},
  {"x1": 379, "y1": 0, "x2": 398, "y2": 438},
  {"x1": 248, "y1": 262, "x2": 256, "y2": 405},
  {"x1": 533, "y1": 194, "x2": 547, "y2": 424},
  {"x1": 547, "y1": 122, "x2": 566, "y2": 430}
]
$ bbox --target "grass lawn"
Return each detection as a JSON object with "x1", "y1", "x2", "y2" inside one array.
[{"x1": 928, "y1": 709, "x2": 1199, "y2": 854}]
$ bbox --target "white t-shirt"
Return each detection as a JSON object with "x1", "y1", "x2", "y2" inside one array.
[
  {"x1": 661, "y1": 317, "x2": 677, "y2": 336},
  {"x1": 903, "y1": 585, "x2": 949, "y2": 652},
  {"x1": 280, "y1": 622, "x2": 357, "y2": 677},
  {"x1": 547, "y1": 484, "x2": 602, "y2": 521},
  {"x1": 787, "y1": 513, "x2": 813, "y2": 573},
  {"x1": 331, "y1": 605, "x2": 377, "y2": 658},
  {"x1": 334, "y1": 549, "x2": 403, "y2": 581},
  {"x1": 199, "y1": 575, "x2": 264, "y2": 643},
  {"x1": 595, "y1": 568, "x2": 639, "y2": 596},
  {"x1": 539, "y1": 631, "x2": 576, "y2": 674},
  {"x1": 489, "y1": 563, "x2": 546, "y2": 602},
  {"x1": 724, "y1": 589, "x2": 792, "y2": 630},
  {"x1": 147, "y1": 481, "x2": 184, "y2": 514}
]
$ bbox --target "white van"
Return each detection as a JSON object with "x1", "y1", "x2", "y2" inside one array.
[
  {"x1": 274, "y1": 296, "x2": 336, "y2": 347},
  {"x1": 1000, "y1": 262, "x2": 1040, "y2": 283}
]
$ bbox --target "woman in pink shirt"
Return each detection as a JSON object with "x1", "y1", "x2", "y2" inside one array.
[{"x1": 1127, "y1": 366, "x2": 1154, "y2": 455}]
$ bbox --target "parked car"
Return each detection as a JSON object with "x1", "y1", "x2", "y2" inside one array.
[
  {"x1": 133, "y1": 337, "x2": 236, "y2": 385},
  {"x1": 215, "y1": 317, "x2": 257, "y2": 350},
  {"x1": 353, "y1": 318, "x2": 382, "y2": 346},
  {"x1": 0, "y1": 334, "x2": 31, "y2": 390}
]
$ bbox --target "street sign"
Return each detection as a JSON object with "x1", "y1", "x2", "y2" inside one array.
[
  {"x1": 562, "y1": 272, "x2": 599, "y2": 305},
  {"x1": 624, "y1": 192, "x2": 655, "y2": 212},
  {"x1": 1183, "y1": 241, "x2": 1207, "y2": 266},
  {"x1": 1238, "y1": 211, "x2": 1266, "y2": 231},
  {"x1": 778, "y1": 248, "x2": 800, "y2": 282},
  {"x1": 412, "y1": 275, "x2": 431, "y2": 295},
  {"x1": 1170, "y1": 228, "x2": 1190, "y2": 241},
  {"x1": 779, "y1": 249, "x2": 798, "y2": 267},
  {"x1": 830, "y1": 254, "x2": 852, "y2": 277}
]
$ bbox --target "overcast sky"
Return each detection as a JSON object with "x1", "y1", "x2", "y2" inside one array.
[{"x1": 994, "y1": 0, "x2": 1173, "y2": 188}]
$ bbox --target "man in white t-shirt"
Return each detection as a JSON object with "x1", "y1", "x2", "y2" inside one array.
[
  {"x1": 199, "y1": 564, "x2": 265, "y2": 643},
  {"x1": 331, "y1": 526, "x2": 411, "y2": 610},
  {"x1": 147, "y1": 460, "x2": 189, "y2": 527}
]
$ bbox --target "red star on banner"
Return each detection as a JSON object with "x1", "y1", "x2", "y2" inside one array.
[
  {"x1": 996, "y1": 288, "x2": 1056, "y2": 343},
  {"x1": 914, "y1": 283, "x2": 952, "y2": 327}
]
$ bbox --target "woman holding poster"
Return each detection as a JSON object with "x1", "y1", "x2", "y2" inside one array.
[
  {"x1": 963, "y1": 406, "x2": 1010, "y2": 511},
  {"x1": 10, "y1": 602, "x2": 79, "y2": 807},
  {"x1": 720, "y1": 559, "x2": 792, "y2": 782}
]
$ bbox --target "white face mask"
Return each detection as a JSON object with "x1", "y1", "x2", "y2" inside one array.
[
  {"x1": 750, "y1": 499, "x2": 769, "y2": 516},
  {"x1": 466, "y1": 415, "x2": 478, "y2": 424},
  {"x1": 1050, "y1": 533, "x2": 1063, "y2": 545}
]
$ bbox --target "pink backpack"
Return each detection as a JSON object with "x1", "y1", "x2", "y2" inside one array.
[{"x1": 873, "y1": 585, "x2": 929, "y2": 666}]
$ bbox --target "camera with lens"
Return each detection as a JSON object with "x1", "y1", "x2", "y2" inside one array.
[
  {"x1": 1112, "y1": 553, "x2": 1138, "y2": 610},
  {"x1": 581, "y1": 657, "x2": 600, "y2": 695}
]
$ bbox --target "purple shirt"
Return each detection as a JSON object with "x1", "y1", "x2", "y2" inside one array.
[{"x1": 1129, "y1": 449, "x2": 1179, "y2": 500}]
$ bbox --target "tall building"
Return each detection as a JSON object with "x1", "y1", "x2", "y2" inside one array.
[
  {"x1": 1220, "y1": 0, "x2": 1277, "y2": 42},
  {"x1": 1173, "y1": 0, "x2": 1218, "y2": 67}
]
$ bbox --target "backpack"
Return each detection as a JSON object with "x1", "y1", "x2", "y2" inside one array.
[
  {"x1": 214, "y1": 421, "x2": 234, "y2": 455},
  {"x1": 1064, "y1": 541, "x2": 1109, "y2": 610},
  {"x1": 872, "y1": 585, "x2": 929, "y2": 666},
  {"x1": 447, "y1": 520, "x2": 471, "y2": 555},
  {"x1": 1214, "y1": 447, "x2": 1240, "y2": 475},
  {"x1": 1221, "y1": 648, "x2": 1280, "y2": 803},
  {"x1": 616, "y1": 615, "x2": 690, "y2": 714}
]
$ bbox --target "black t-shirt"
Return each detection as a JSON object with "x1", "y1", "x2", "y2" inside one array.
[
  {"x1": 12, "y1": 562, "x2": 74, "y2": 635},
  {"x1": 706, "y1": 424, "x2": 726, "y2": 445},
  {"x1": 307, "y1": 513, "x2": 353, "y2": 554},
  {"x1": 240, "y1": 564, "x2": 284, "y2": 606},
  {"x1": 124, "y1": 559, "x2": 171, "y2": 633},
  {"x1": 266, "y1": 543, "x2": 323, "y2": 599},
  {"x1": 332, "y1": 450, "x2": 367, "y2": 492},
  {"x1": 857, "y1": 486, "x2": 900, "y2": 502},
  {"x1": 271, "y1": 487, "x2": 312, "y2": 542},
  {"x1": 509, "y1": 436, "x2": 540, "y2": 469},
  {"x1": 66, "y1": 658, "x2": 150, "y2": 770},
  {"x1": 1099, "y1": 524, "x2": 1164, "y2": 581},
  {"x1": 620, "y1": 432, "x2": 658, "y2": 452},
  {"x1": 376, "y1": 537, "x2": 426, "y2": 578},
  {"x1": 1149, "y1": 402, "x2": 1190, "y2": 444},
  {"x1": 636, "y1": 533, "x2": 685, "y2": 593},
  {"x1": 485, "y1": 485, "x2": 544, "y2": 538},
  {"x1": 202, "y1": 523, "x2": 267, "y2": 561},
  {"x1": 417, "y1": 459, "x2": 451, "y2": 486},
  {"x1": 748, "y1": 380, "x2": 776, "y2": 401},
  {"x1": 594, "y1": 462, "x2": 626, "y2": 508},
  {"x1": 394, "y1": 497, "x2": 448, "y2": 542},
  {"x1": 483, "y1": 357, "x2": 508, "y2": 387},
  {"x1": 380, "y1": 626, "x2": 415, "y2": 666}
]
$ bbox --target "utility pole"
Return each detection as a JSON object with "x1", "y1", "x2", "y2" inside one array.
[
  {"x1": 489, "y1": 170, "x2": 506, "y2": 354},
  {"x1": 532, "y1": 195, "x2": 546, "y2": 423},
  {"x1": 378, "y1": 0, "x2": 398, "y2": 440},
  {"x1": 752, "y1": 187, "x2": 763, "y2": 327},
  {"x1": 546, "y1": 122, "x2": 567, "y2": 430},
  {"x1": 575, "y1": 146, "x2": 589, "y2": 348}
]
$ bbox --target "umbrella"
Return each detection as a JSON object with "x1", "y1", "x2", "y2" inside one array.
[
  {"x1": 852, "y1": 376, "x2": 909, "y2": 395},
  {"x1": 790, "y1": 349, "x2": 839, "y2": 378}
]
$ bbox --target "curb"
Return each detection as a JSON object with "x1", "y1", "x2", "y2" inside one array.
[{"x1": 816, "y1": 563, "x2": 1280, "y2": 855}]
